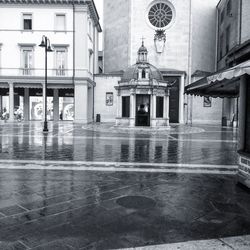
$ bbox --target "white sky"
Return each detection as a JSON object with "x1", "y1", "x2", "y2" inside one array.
[{"x1": 94, "y1": 0, "x2": 103, "y2": 50}]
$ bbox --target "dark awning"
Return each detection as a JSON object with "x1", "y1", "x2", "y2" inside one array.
[{"x1": 185, "y1": 60, "x2": 250, "y2": 98}]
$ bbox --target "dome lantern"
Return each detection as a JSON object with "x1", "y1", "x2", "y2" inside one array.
[{"x1": 137, "y1": 41, "x2": 148, "y2": 63}]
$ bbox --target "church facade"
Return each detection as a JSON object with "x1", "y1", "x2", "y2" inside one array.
[{"x1": 100, "y1": 0, "x2": 223, "y2": 125}]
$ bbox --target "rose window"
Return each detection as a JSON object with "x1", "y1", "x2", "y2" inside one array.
[{"x1": 148, "y1": 2, "x2": 173, "y2": 28}]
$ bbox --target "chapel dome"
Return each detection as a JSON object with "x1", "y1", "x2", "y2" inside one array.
[{"x1": 121, "y1": 62, "x2": 164, "y2": 82}]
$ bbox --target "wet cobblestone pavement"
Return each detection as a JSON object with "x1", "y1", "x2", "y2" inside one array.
[
  {"x1": 0, "y1": 122, "x2": 248, "y2": 250},
  {"x1": 0, "y1": 122, "x2": 238, "y2": 165}
]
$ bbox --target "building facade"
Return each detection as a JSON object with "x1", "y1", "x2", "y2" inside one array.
[
  {"x1": 184, "y1": 0, "x2": 250, "y2": 187},
  {"x1": 0, "y1": 0, "x2": 101, "y2": 123},
  {"x1": 102, "y1": 0, "x2": 222, "y2": 125},
  {"x1": 217, "y1": 0, "x2": 250, "y2": 126}
]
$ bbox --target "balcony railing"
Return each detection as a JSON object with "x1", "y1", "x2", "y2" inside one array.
[
  {"x1": 56, "y1": 68, "x2": 66, "y2": 76},
  {"x1": 22, "y1": 68, "x2": 32, "y2": 76},
  {"x1": 0, "y1": 68, "x2": 92, "y2": 78}
]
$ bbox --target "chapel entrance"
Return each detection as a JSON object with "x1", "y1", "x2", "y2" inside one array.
[{"x1": 136, "y1": 94, "x2": 150, "y2": 126}]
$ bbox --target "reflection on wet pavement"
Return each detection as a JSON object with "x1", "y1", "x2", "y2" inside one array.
[
  {"x1": 0, "y1": 169, "x2": 250, "y2": 249},
  {"x1": 0, "y1": 122, "x2": 245, "y2": 249},
  {"x1": 0, "y1": 122, "x2": 238, "y2": 165}
]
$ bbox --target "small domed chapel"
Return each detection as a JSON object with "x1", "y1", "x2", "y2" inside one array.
[
  {"x1": 95, "y1": 42, "x2": 174, "y2": 127},
  {"x1": 115, "y1": 42, "x2": 173, "y2": 127}
]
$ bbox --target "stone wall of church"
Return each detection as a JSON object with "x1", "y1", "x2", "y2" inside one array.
[
  {"x1": 94, "y1": 75, "x2": 121, "y2": 122},
  {"x1": 130, "y1": 0, "x2": 191, "y2": 72},
  {"x1": 103, "y1": 0, "x2": 131, "y2": 73}
]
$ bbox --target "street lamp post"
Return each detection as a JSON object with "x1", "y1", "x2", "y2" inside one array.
[{"x1": 39, "y1": 35, "x2": 53, "y2": 132}]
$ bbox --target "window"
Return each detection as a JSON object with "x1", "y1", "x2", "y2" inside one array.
[
  {"x1": 156, "y1": 96, "x2": 164, "y2": 117},
  {"x1": 55, "y1": 14, "x2": 66, "y2": 31},
  {"x1": 23, "y1": 14, "x2": 32, "y2": 30},
  {"x1": 22, "y1": 48, "x2": 33, "y2": 75},
  {"x1": 219, "y1": 34, "x2": 224, "y2": 59},
  {"x1": 122, "y1": 96, "x2": 130, "y2": 118},
  {"x1": 89, "y1": 50, "x2": 93, "y2": 73},
  {"x1": 220, "y1": 10, "x2": 224, "y2": 24},
  {"x1": 55, "y1": 49, "x2": 67, "y2": 76},
  {"x1": 142, "y1": 69, "x2": 146, "y2": 79},
  {"x1": 226, "y1": 26, "x2": 230, "y2": 53},
  {"x1": 227, "y1": 0, "x2": 232, "y2": 15},
  {"x1": 148, "y1": 1, "x2": 174, "y2": 28}
]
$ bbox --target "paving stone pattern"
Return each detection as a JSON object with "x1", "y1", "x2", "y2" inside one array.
[{"x1": 0, "y1": 122, "x2": 245, "y2": 249}]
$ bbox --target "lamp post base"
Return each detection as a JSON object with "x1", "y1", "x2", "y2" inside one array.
[{"x1": 43, "y1": 121, "x2": 48, "y2": 132}]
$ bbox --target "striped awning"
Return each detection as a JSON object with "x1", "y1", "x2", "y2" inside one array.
[{"x1": 185, "y1": 60, "x2": 250, "y2": 98}]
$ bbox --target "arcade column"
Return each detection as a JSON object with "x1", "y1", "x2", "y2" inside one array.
[
  {"x1": 53, "y1": 89, "x2": 59, "y2": 121},
  {"x1": 238, "y1": 74, "x2": 250, "y2": 188},
  {"x1": 8, "y1": 82, "x2": 14, "y2": 121},
  {"x1": 24, "y1": 88, "x2": 29, "y2": 121}
]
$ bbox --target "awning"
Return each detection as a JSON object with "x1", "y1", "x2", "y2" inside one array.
[{"x1": 185, "y1": 60, "x2": 250, "y2": 98}]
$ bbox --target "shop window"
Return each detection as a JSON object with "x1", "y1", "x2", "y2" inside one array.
[
  {"x1": 29, "y1": 96, "x2": 53, "y2": 120},
  {"x1": 156, "y1": 96, "x2": 164, "y2": 118},
  {"x1": 59, "y1": 97, "x2": 74, "y2": 120},
  {"x1": 23, "y1": 13, "x2": 32, "y2": 30},
  {"x1": 122, "y1": 96, "x2": 130, "y2": 118},
  {"x1": 55, "y1": 14, "x2": 66, "y2": 31}
]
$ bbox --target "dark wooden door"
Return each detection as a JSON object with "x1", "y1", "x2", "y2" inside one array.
[
  {"x1": 136, "y1": 95, "x2": 150, "y2": 126},
  {"x1": 163, "y1": 76, "x2": 180, "y2": 123}
]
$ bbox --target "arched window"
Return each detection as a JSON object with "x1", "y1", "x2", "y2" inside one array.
[{"x1": 142, "y1": 69, "x2": 146, "y2": 79}]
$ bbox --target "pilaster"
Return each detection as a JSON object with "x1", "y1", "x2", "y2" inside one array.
[
  {"x1": 129, "y1": 90, "x2": 135, "y2": 127},
  {"x1": 164, "y1": 89, "x2": 170, "y2": 126},
  {"x1": 74, "y1": 6, "x2": 89, "y2": 78},
  {"x1": 179, "y1": 74, "x2": 185, "y2": 124},
  {"x1": 74, "y1": 81, "x2": 88, "y2": 123}
]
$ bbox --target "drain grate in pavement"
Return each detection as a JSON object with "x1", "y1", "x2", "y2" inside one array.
[{"x1": 116, "y1": 195, "x2": 156, "y2": 209}]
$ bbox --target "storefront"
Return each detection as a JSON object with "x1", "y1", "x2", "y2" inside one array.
[
  {"x1": 185, "y1": 60, "x2": 250, "y2": 188},
  {"x1": 0, "y1": 80, "x2": 75, "y2": 121}
]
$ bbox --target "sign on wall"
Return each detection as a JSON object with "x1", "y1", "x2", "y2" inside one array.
[
  {"x1": 204, "y1": 97, "x2": 212, "y2": 107},
  {"x1": 106, "y1": 92, "x2": 113, "y2": 106}
]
